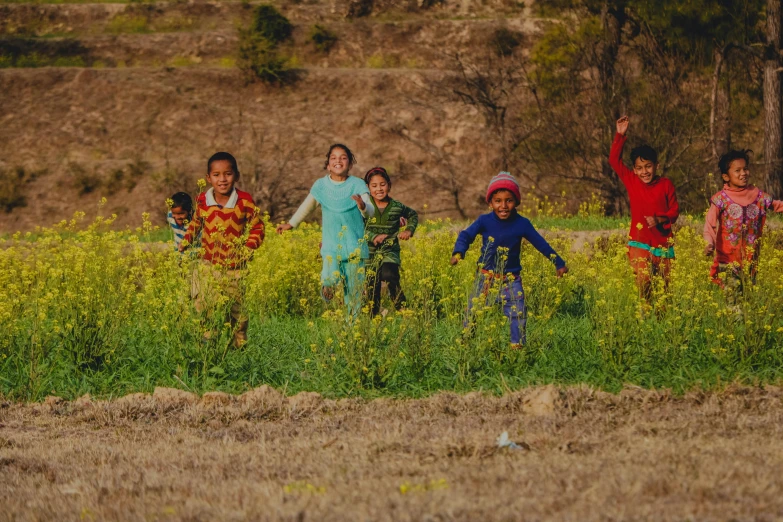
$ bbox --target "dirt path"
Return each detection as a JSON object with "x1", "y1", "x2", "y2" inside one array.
[{"x1": 2, "y1": 385, "x2": 783, "y2": 521}]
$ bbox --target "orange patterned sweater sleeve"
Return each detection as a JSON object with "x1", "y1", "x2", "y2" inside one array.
[{"x1": 241, "y1": 196, "x2": 265, "y2": 250}]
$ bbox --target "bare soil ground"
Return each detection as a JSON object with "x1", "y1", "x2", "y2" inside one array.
[{"x1": 3, "y1": 385, "x2": 783, "y2": 521}]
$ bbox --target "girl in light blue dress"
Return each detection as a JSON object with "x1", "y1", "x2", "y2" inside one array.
[{"x1": 276, "y1": 143, "x2": 374, "y2": 315}]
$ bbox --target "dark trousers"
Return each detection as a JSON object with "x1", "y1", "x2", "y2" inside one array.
[{"x1": 367, "y1": 262, "x2": 406, "y2": 316}]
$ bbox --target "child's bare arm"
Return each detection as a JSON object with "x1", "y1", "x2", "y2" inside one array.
[
  {"x1": 609, "y1": 116, "x2": 635, "y2": 181},
  {"x1": 616, "y1": 115, "x2": 629, "y2": 136}
]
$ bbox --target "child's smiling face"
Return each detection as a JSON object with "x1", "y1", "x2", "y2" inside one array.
[
  {"x1": 368, "y1": 174, "x2": 389, "y2": 202},
  {"x1": 722, "y1": 158, "x2": 750, "y2": 189},
  {"x1": 170, "y1": 206, "x2": 189, "y2": 226},
  {"x1": 490, "y1": 189, "x2": 517, "y2": 220},
  {"x1": 327, "y1": 147, "x2": 351, "y2": 177},
  {"x1": 206, "y1": 159, "x2": 236, "y2": 196},
  {"x1": 633, "y1": 157, "x2": 658, "y2": 184}
]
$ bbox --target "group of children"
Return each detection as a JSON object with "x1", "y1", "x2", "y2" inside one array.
[
  {"x1": 168, "y1": 121, "x2": 782, "y2": 348},
  {"x1": 610, "y1": 115, "x2": 783, "y2": 307}
]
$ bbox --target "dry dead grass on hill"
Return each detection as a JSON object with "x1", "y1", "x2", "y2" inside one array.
[
  {"x1": 0, "y1": 65, "x2": 497, "y2": 232},
  {"x1": 3, "y1": 385, "x2": 783, "y2": 521}
]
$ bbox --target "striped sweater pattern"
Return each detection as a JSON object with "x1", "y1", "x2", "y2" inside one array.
[{"x1": 183, "y1": 189, "x2": 265, "y2": 267}]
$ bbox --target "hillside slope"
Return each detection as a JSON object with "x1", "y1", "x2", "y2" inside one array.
[{"x1": 1, "y1": 0, "x2": 544, "y2": 232}]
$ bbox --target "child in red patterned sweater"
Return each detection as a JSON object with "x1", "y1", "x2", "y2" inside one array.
[{"x1": 180, "y1": 152, "x2": 264, "y2": 347}]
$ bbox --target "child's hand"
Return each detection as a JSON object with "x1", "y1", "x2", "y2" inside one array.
[
  {"x1": 704, "y1": 243, "x2": 715, "y2": 256},
  {"x1": 450, "y1": 254, "x2": 461, "y2": 265},
  {"x1": 616, "y1": 115, "x2": 629, "y2": 136},
  {"x1": 351, "y1": 194, "x2": 366, "y2": 210},
  {"x1": 276, "y1": 223, "x2": 293, "y2": 234},
  {"x1": 398, "y1": 230, "x2": 412, "y2": 241},
  {"x1": 644, "y1": 215, "x2": 657, "y2": 228},
  {"x1": 373, "y1": 234, "x2": 389, "y2": 246},
  {"x1": 556, "y1": 266, "x2": 569, "y2": 278}
]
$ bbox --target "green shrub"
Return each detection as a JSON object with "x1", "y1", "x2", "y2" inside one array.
[
  {"x1": 0, "y1": 38, "x2": 90, "y2": 67},
  {"x1": 0, "y1": 167, "x2": 29, "y2": 212},
  {"x1": 490, "y1": 27, "x2": 523, "y2": 57},
  {"x1": 106, "y1": 160, "x2": 145, "y2": 195},
  {"x1": 251, "y1": 5, "x2": 293, "y2": 45},
  {"x1": 69, "y1": 162, "x2": 102, "y2": 196},
  {"x1": 106, "y1": 14, "x2": 150, "y2": 34},
  {"x1": 238, "y1": 31, "x2": 293, "y2": 84},
  {"x1": 237, "y1": 5, "x2": 296, "y2": 85},
  {"x1": 346, "y1": 0, "x2": 374, "y2": 18},
  {"x1": 309, "y1": 24, "x2": 337, "y2": 53}
]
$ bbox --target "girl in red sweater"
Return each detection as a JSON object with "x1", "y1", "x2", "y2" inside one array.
[{"x1": 609, "y1": 116, "x2": 680, "y2": 303}]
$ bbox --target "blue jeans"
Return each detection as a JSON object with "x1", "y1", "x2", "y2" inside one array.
[{"x1": 466, "y1": 273, "x2": 528, "y2": 345}]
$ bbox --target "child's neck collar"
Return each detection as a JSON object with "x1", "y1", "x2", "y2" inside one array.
[
  {"x1": 328, "y1": 173, "x2": 349, "y2": 182},
  {"x1": 206, "y1": 187, "x2": 238, "y2": 209}
]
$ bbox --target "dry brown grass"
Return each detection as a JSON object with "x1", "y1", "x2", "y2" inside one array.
[{"x1": 2, "y1": 385, "x2": 783, "y2": 521}]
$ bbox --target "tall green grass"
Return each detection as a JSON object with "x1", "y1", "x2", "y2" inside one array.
[{"x1": 1, "y1": 214, "x2": 783, "y2": 401}]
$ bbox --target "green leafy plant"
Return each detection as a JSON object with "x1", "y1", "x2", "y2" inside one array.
[
  {"x1": 309, "y1": 25, "x2": 337, "y2": 53},
  {"x1": 0, "y1": 167, "x2": 30, "y2": 212},
  {"x1": 237, "y1": 5, "x2": 296, "y2": 85},
  {"x1": 251, "y1": 5, "x2": 293, "y2": 45},
  {"x1": 490, "y1": 27, "x2": 523, "y2": 57}
]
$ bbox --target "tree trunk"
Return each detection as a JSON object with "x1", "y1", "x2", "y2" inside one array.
[
  {"x1": 600, "y1": 0, "x2": 627, "y2": 215},
  {"x1": 764, "y1": 0, "x2": 783, "y2": 195},
  {"x1": 711, "y1": 46, "x2": 731, "y2": 162}
]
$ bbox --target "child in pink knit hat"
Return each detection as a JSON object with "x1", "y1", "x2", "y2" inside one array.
[
  {"x1": 451, "y1": 172, "x2": 567, "y2": 347},
  {"x1": 485, "y1": 171, "x2": 521, "y2": 204}
]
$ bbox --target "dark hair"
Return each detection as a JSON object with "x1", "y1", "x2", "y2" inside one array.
[
  {"x1": 719, "y1": 149, "x2": 752, "y2": 174},
  {"x1": 630, "y1": 145, "x2": 658, "y2": 165},
  {"x1": 323, "y1": 143, "x2": 356, "y2": 170},
  {"x1": 170, "y1": 192, "x2": 193, "y2": 214},
  {"x1": 364, "y1": 167, "x2": 391, "y2": 187},
  {"x1": 207, "y1": 151, "x2": 240, "y2": 180}
]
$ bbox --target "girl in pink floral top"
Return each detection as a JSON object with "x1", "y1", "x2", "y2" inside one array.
[{"x1": 704, "y1": 149, "x2": 783, "y2": 298}]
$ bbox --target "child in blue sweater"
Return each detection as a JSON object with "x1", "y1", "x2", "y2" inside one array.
[{"x1": 451, "y1": 172, "x2": 568, "y2": 347}]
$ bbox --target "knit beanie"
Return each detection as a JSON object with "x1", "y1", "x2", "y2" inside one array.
[{"x1": 486, "y1": 171, "x2": 521, "y2": 204}]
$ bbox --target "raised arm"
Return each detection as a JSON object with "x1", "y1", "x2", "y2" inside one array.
[{"x1": 609, "y1": 116, "x2": 635, "y2": 183}]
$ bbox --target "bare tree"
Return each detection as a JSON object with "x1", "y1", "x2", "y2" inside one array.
[
  {"x1": 763, "y1": 0, "x2": 783, "y2": 194},
  {"x1": 380, "y1": 122, "x2": 469, "y2": 218},
  {"x1": 710, "y1": 45, "x2": 732, "y2": 160},
  {"x1": 242, "y1": 123, "x2": 316, "y2": 221}
]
